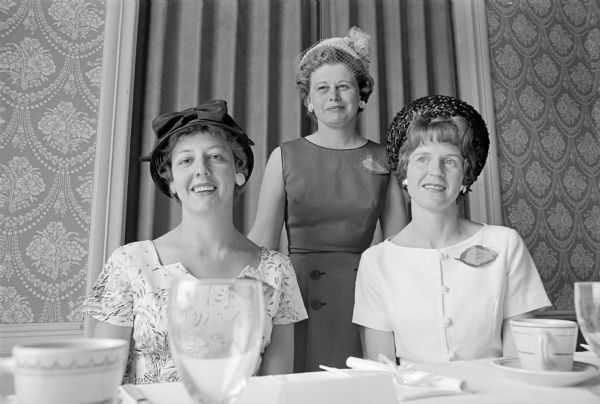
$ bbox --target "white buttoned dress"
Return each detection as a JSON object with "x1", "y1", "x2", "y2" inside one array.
[{"x1": 352, "y1": 225, "x2": 551, "y2": 362}]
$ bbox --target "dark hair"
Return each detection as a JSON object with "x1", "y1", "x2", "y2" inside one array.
[
  {"x1": 296, "y1": 48, "x2": 374, "y2": 109},
  {"x1": 395, "y1": 116, "x2": 478, "y2": 190},
  {"x1": 157, "y1": 125, "x2": 249, "y2": 201}
]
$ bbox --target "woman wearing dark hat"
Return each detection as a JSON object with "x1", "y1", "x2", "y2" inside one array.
[
  {"x1": 248, "y1": 27, "x2": 407, "y2": 372},
  {"x1": 82, "y1": 100, "x2": 307, "y2": 383},
  {"x1": 353, "y1": 95, "x2": 550, "y2": 363}
]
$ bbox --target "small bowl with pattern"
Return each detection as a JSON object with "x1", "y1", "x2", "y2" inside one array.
[{"x1": 0, "y1": 338, "x2": 128, "y2": 404}]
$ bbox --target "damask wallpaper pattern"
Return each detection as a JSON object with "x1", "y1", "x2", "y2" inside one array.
[
  {"x1": 0, "y1": 0, "x2": 105, "y2": 324},
  {"x1": 486, "y1": 0, "x2": 600, "y2": 310}
]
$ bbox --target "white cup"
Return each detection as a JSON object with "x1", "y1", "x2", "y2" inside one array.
[
  {"x1": 510, "y1": 318, "x2": 578, "y2": 371},
  {"x1": 0, "y1": 338, "x2": 128, "y2": 404}
]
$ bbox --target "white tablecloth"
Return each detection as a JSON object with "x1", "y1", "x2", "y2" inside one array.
[
  {"x1": 412, "y1": 352, "x2": 600, "y2": 404},
  {"x1": 120, "y1": 352, "x2": 600, "y2": 404}
]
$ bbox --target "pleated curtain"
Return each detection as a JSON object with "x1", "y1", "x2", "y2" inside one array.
[{"x1": 125, "y1": 0, "x2": 459, "y2": 244}]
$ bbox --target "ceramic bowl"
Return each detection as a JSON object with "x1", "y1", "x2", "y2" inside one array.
[{"x1": 2, "y1": 338, "x2": 128, "y2": 404}]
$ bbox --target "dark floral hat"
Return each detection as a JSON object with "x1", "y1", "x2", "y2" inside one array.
[
  {"x1": 386, "y1": 95, "x2": 489, "y2": 183},
  {"x1": 142, "y1": 99, "x2": 254, "y2": 198}
]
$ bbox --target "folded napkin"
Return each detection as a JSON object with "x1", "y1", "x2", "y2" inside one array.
[{"x1": 345, "y1": 356, "x2": 469, "y2": 401}]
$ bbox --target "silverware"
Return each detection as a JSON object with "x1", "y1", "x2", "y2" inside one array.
[{"x1": 121, "y1": 384, "x2": 152, "y2": 403}]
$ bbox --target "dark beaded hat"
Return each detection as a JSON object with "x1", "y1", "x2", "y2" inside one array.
[{"x1": 386, "y1": 95, "x2": 490, "y2": 185}]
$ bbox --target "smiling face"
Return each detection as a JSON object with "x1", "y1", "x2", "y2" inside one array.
[
  {"x1": 168, "y1": 131, "x2": 245, "y2": 213},
  {"x1": 307, "y1": 63, "x2": 360, "y2": 129},
  {"x1": 405, "y1": 141, "x2": 465, "y2": 212}
]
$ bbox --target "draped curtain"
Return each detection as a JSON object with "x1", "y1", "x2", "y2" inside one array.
[{"x1": 125, "y1": 0, "x2": 459, "y2": 244}]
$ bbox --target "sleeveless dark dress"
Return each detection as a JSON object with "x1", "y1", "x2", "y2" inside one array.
[{"x1": 281, "y1": 137, "x2": 391, "y2": 372}]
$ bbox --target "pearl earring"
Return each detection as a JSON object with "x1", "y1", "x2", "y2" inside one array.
[
  {"x1": 358, "y1": 100, "x2": 367, "y2": 109},
  {"x1": 307, "y1": 103, "x2": 314, "y2": 113},
  {"x1": 460, "y1": 185, "x2": 467, "y2": 194},
  {"x1": 402, "y1": 179, "x2": 408, "y2": 188}
]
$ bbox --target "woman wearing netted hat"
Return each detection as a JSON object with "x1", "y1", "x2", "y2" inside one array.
[
  {"x1": 248, "y1": 28, "x2": 407, "y2": 372},
  {"x1": 352, "y1": 95, "x2": 550, "y2": 363},
  {"x1": 82, "y1": 100, "x2": 307, "y2": 383}
]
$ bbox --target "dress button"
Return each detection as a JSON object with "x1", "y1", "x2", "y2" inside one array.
[
  {"x1": 443, "y1": 317, "x2": 453, "y2": 327},
  {"x1": 440, "y1": 285, "x2": 450, "y2": 294},
  {"x1": 440, "y1": 252, "x2": 448, "y2": 260},
  {"x1": 310, "y1": 270, "x2": 325, "y2": 280},
  {"x1": 310, "y1": 299, "x2": 327, "y2": 310}
]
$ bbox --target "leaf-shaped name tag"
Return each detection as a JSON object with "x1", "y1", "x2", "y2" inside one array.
[
  {"x1": 360, "y1": 155, "x2": 389, "y2": 174},
  {"x1": 455, "y1": 245, "x2": 498, "y2": 268}
]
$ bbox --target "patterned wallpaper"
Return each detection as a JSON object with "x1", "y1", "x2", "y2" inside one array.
[
  {"x1": 0, "y1": 0, "x2": 105, "y2": 325},
  {"x1": 486, "y1": 0, "x2": 600, "y2": 310}
]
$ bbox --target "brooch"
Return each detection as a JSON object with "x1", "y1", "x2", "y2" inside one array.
[
  {"x1": 360, "y1": 155, "x2": 389, "y2": 174},
  {"x1": 455, "y1": 245, "x2": 498, "y2": 268}
]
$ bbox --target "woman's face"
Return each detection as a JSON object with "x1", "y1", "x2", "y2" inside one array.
[
  {"x1": 169, "y1": 132, "x2": 245, "y2": 212},
  {"x1": 308, "y1": 63, "x2": 360, "y2": 129},
  {"x1": 405, "y1": 141, "x2": 465, "y2": 212}
]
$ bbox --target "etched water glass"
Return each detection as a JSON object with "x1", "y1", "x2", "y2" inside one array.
[
  {"x1": 574, "y1": 282, "x2": 600, "y2": 360},
  {"x1": 168, "y1": 279, "x2": 265, "y2": 404}
]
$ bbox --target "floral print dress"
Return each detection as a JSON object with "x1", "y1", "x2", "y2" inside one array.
[{"x1": 81, "y1": 240, "x2": 308, "y2": 384}]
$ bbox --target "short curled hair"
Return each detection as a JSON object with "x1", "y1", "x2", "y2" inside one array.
[
  {"x1": 156, "y1": 125, "x2": 249, "y2": 201},
  {"x1": 295, "y1": 47, "x2": 374, "y2": 108},
  {"x1": 394, "y1": 116, "x2": 477, "y2": 189}
]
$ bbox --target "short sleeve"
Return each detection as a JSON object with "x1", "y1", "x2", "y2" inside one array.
[
  {"x1": 503, "y1": 229, "x2": 552, "y2": 318},
  {"x1": 352, "y1": 248, "x2": 393, "y2": 331},
  {"x1": 271, "y1": 254, "x2": 308, "y2": 325},
  {"x1": 81, "y1": 246, "x2": 134, "y2": 327}
]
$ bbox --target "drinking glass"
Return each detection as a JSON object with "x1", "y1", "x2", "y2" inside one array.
[
  {"x1": 574, "y1": 282, "x2": 600, "y2": 360},
  {"x1": 168, "y1": 279, "x2": 265, "y2": 404}
]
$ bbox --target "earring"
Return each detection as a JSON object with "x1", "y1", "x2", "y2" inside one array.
[
  {"x1": 402, "y1": 179, "x2": 408, "y2": 188},
  {"x1": 307, "y1": 103, "x2": 314, "y2": 113},
  {"x1": 358, "y1": 100, "x2": 367, "y2": 109},
  {"x1": 460, "y1": 185, "x2": 467, "y2": 194},
  {"x1": 235, "y1": 172, "x2": 246, "y2": 186}
]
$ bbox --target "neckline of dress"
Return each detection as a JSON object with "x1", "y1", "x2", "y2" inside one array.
[
  {"x1": 302, "y1": 137, "x2": 370, "y2": 151},
  {"x1": 146, "y1": 240, "x2": 263, "y2": 278},
  {"x1": 385, "y1": 224, "x2": 488, "y2": 251}
]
